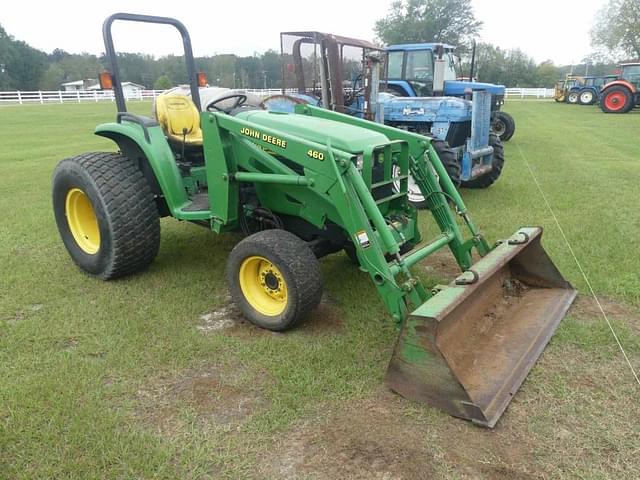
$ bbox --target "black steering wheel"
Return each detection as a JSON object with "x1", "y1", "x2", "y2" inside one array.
[{"x1": 206, "y1": 93, "x2": 248, "y2": 114}]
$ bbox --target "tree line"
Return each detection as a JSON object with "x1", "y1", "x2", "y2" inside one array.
[
  {"x1": 0, "y1": 27, "x2": 284, "y2": 91},
  {"x1": 375, "y1": 0, "x2": 638, "y2": 86},
  {"x1": 0, "y1": 0, "x2": 637, "y2": 91},
  {"x1": 461, "y1": 44, "x2": 620, "y2": 88}
]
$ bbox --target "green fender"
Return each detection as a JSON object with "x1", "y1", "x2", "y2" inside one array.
[{"x1": 95, "y1": 120, "x2": 189, "y2": 215}]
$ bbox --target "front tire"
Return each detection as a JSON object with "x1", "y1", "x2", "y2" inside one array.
[
  {"x1": 226, "y1": 229, "x2": 323, "y2": 331},
  {"x1": 566, "y1": 91, "x2": 579, "y2": 104},
  {"x1": 460, "y1": 134, "x2": 504, "y2": 189},
  {"x1": 492, "y1": 111, "x2": 516, "y2": 142},
  {"x1": 52, "y1": 152, "x2": 160, "y2": 279}
]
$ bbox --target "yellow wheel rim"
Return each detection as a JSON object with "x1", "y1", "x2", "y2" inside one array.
[
  {"x1": 65, "y1": 188, "x2": 101, "y2": 254},
  {"x1": 239, "y1": 256, "x2": 288, "y2": 316}
]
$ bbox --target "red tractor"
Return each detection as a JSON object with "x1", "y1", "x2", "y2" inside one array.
[{"x1": 599, "y1": 63, "x2": 640, "y2": 113}]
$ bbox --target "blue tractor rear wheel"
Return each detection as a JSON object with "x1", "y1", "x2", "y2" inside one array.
[
  {"x1": 392, "y1": 138, "x2": 460, "y2": 209},
  {"x1": 461, "y1": 134, "x2": 504, "y2": 189},
  {"x1": 578, "y1": 89, "x2": 596, "y2": 105}
]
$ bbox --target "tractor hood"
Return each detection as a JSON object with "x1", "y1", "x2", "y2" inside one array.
[
  {"x1": 235, "y1": 110, "x2": 390, "y2": 153},
  {"x1": 444, "y1": 80, "x2": 505, "y2": 96},
  {"x1": 381, "y1": 96, "x2": 472, "y2": 123}
]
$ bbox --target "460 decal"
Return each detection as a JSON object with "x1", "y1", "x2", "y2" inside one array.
[{"x1": 307, "y1": 149, "x2": 324, "y2": 161}]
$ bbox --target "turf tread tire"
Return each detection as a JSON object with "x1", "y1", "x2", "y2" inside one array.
[
  {"x1": 460, "y1": 134, "x2": 504, "y2": 189},
  {"x1": 52, "y1": 152, "x2": 160, "y2": 279},
  {"x1": 226, "y1": 229, "x2": 323, "y2": 331}
]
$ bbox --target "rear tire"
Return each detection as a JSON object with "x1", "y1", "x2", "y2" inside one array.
[
  {"x1": 52, "y1": 152, "x2": 160, "y2": 279},
  {"x1": 393, "y1": 139, "x2": 459, "y2": 210},
  {"x1": 226, "y1": 229, "x2": 323, "y2": 331},
  {"x1": 492, "y1": 111, "x2": 516, "y2": 142},
  {"x1": 566, "y1": 91, "x2": 579, "y2": 104},
  {"x1": 420, "y1": 139, "x2": 461, "y2": 209},
  {"x1": 460, "y1": 134, "x2": 504, "y2": 189},
  {"x1": 600, "y1": 86, "x2": 634, "y2": 113},
  {"x1": 433, "y1": 138, "x2": 461, "y2": 189}
]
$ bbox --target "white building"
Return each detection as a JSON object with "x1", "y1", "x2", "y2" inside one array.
[
  {"x1": 87, "y1": 81, "x2": 145, "y2": 97},
  {"x1": 61, "y1": 79, "x2": 95, "y2": 92},
  {"x1": 120, "y1": 82, "x2": 145, "y2": 96}
]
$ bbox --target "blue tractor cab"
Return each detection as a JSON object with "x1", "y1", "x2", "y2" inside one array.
[
  {"x1": 384, "y1": 43, "x2": 515, "y2": 142},
  {"x1": 265, "y1": 32, "x2": 505, "y2": 204},
  {"x1": 263, "y1": 32, "x2": 504, "y2": 208}
]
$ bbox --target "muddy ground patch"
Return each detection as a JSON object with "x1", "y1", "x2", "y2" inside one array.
[
  {"x1": 420, "y1": 248, "x2": 462, "y2": 282},
  {"x1": 255, "y1": 388, "x2": 545, "y2": 480},
  {"x1": 256, "y1": 391, "x2": 437, "y2": 480},
  {"x1": 569, "y1": 294, "x2": 640, "y2": 334},
  {"x1": 134, "y1": 361, "x2": 269, "y2": 437},
  {"x1": 197, "y1": 294, "x2": 344, "y2": 338}
]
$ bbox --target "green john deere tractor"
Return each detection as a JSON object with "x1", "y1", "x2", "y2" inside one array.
[{"x1": 52, "y1": 13, "x2": 576, "y2": 428}]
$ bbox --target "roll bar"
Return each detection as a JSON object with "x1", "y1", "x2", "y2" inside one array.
[{"x1": 102, "y1": 12, "x2": 201, "y2": 112}]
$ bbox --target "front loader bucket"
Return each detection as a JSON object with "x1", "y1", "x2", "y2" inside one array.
[{"x1": 386, "y1": 227, "x2": 576, "y2": 427}]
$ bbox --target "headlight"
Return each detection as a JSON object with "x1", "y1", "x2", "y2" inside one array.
[{"x1": 355, "y1": 154, "x2": 364, "y2": 170}]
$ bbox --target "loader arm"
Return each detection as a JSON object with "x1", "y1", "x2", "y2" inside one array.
[
  {"x1": 203, "y1": 110, "x2": 450, "y2": 321},
  {"x1": 295, "y1": 104, "x2": 492, "y2": 258}
]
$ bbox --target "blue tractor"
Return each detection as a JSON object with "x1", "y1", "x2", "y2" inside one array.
[
  {"x1": 565, "y1": 75, "x2": 617, "y2": 105},
  {"x1": 384, "y1": 43, "x2": 515, "y2": 142},
  {"x1": 267, "y1": 32, "x2": 505, "y2": 205}
]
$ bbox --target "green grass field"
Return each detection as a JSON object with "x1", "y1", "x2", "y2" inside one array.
[{"x1": 1, "y1": 100, "x2": 639, "y2": 479}]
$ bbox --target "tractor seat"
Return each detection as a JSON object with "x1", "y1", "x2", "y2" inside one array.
[{"x1": 154, "y1": 94, "x2": 203, "y2": 147}]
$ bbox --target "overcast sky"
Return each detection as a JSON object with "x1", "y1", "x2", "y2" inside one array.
[{"x1": 2, "y1": 0, "x2": 608, "y2": 65}]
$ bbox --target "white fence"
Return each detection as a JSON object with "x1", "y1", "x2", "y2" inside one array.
[
  {"x1": 0, "y1": 87, "x2": 556, "y2": 105},
  {"x1": 505, "y1": 88, "x2": 555, "y2": 98},
  {"x1": 0, "y1": 89, "x2": 165, "y2": 104},
  {"x1": 0, "y1": 88, "x2": 300, "y2": 105}
]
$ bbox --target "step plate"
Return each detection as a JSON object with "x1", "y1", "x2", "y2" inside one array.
[{"x1": 183, "y1": 193, "x2": 209, "y2": 212}]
